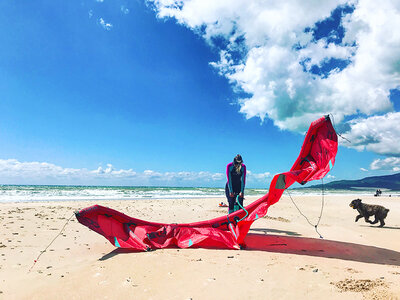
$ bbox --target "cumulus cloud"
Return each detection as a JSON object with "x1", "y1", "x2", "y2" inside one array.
[
  {"x1": 0, "y1": 159, "x2": 136, "y2": 180},
  {"x1": 148, "y1": 0, "x2": 400, "y2": 147},
  {"x1": 360, "y1": 167, "x2": 368, "y2": 171},
  {"x1": 246, "y1": 170, "x2": 271, "y2": 181},
  {"x1": 92, "y1": 163, "x2": 137, "y2": 177},
  {"x1": 340, "y1": 112, "x2": 400, "y2": 156},
  {"x1": 98, "y1": 18, "x2": 113, "y2": 30},
  {"x1": 0, "y1": 159, "x2": 270, "y2": 185},
  {"x1": 370, "y1": 157, "x2": 400, "y2": 171}
]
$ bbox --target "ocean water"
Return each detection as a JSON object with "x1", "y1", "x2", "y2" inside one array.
[
  {"x1": 0, "y1": 185, "x2": 268, "y2": 203},
  {"x1": 0, "y1": 185, "x2": 394, "y2": 203}
]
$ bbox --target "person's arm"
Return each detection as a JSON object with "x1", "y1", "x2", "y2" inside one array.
[
  {"x1": 226, "y1": 163, "x2": 233, "y2": 195},
  {"x1": 240, "y1": 164, "x2": 246, "y2": 194}
]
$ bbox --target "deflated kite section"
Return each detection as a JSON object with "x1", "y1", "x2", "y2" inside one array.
[{"x1": 76, "y1": 115, "x2": 338, "y2": 251}]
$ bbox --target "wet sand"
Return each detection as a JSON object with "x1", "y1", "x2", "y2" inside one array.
[{"x1": 1, "y1": 194, "x2": 400, "y2": 299}]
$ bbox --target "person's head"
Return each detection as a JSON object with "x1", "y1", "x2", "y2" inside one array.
[
  {"x1": 233, "y1": 154, "x2": 242, "y2": 164},
  {"x1": 233, "y1": 154, "x2": 243, "y2": 173}
]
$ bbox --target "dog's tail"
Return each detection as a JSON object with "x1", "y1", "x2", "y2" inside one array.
[{"x1": 383, "y1": 208, "x2": 390, "y2": 218}]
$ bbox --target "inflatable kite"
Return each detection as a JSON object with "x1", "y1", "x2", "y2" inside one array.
[{"x1": 76, "y1": 115, "x2": 338, "y2": 251}]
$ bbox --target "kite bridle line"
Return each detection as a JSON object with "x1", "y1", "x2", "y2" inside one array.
[
  {"x1": 285, "y1": 113, "x2": 344, "y2": 238},
  {"x1": 329, "y1": 113, "x2": 351, "y2": 144},
  {"x1": 286, "y1": 177, "x2": 325, "y2": 239}
]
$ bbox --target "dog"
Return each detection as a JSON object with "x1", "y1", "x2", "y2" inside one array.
[{"x1": 349, "y1": 199, "x2": 389, "y2": 227}]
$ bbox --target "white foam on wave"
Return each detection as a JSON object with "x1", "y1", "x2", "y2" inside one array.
[
  {"x1": 0, "y1": 186, "x2": 228, "y2": 202},
  {"x1": 0, "y1": 185, "x2": 381, "y2": 203}
]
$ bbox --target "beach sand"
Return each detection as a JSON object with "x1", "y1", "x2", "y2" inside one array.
[{"x1": 1, "y1": 194, "x2": 400, "y2": 299}]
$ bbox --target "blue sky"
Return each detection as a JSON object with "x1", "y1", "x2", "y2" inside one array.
[{"x1": 1, "y1": 0, "x2": 399, "y2": 187}]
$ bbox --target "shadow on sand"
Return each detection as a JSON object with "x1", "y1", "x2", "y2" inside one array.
[
  {"x1": 99, "y1": 248, "x2": 143, "y2": 261},
  {"x1": 360, "y1": 225, "x2": 400, "y2": 230},
  {"x1": 99, "y1": 233, "x2": 400, "y2": 266},
  {"x1": 244, "y1": 233, "x2": 400, "y2": 266},
  {"x1": 250, "y1": 227, "x2": 301, "y2": 236}
]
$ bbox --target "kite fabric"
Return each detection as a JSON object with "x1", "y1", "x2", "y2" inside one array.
[{"x1": 76, "y1": 115, "x2": 338, "y2": 251}]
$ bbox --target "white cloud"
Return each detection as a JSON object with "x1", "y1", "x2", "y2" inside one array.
[
  {"x1": 98, "y1": 18, "x2": 113, "y2": 30},
  {"x1": 148, "y1": 0, "x2": 400, "y2": 135},
  {"x1": 360, "y1": 167, "x2": 368, "y2": 172},
  {"x1": 246, "y1": 170, "x2": 271, "y2": 181},
  {"x1": 0, "y1": 159, "x2": 137, "y2": 180},
  {"x1": 340, "y1": 112, "x2": 400, "y2": 156},
  {"x1": 0, "y1": 159, "x2": 270, "y2": 185},
  {"x1": 370, "y1": 157, "x2": 400, "y2": 171},
  {"x1": 121, "y1": 5, "x2": 130, "y2": 14}
]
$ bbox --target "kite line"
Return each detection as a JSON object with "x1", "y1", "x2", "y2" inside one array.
[
  {"x1": 286, "y1": 177, "x2": 325, "y2": 239},
  {"x1": 28, "y1": 212, "x2": 75, "y2": 273}
]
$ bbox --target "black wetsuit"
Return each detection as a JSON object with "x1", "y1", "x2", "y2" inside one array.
[{"x1": 225, "y1": 162, "x2": 246, "y2": 213}]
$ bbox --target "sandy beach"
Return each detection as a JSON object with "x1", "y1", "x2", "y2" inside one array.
[{"x1": 1, "y1": 194, "x2": 400, "y2": 299}]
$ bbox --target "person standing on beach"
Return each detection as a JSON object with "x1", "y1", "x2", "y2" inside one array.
[{"x1": 225, "y1": 154, "x2": 247, "y2": 214}]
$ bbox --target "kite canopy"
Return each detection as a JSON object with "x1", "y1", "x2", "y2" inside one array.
[{"x1": 76, "y1": 115, "x2": 338, "y2": 250}]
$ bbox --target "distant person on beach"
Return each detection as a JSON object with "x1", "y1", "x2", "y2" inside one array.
[{"x1": 225, "y1": 154, "x2": 247, "y2": 214}]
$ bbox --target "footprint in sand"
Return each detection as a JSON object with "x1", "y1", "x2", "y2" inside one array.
[{"x1": 346, "y1": 268, "x2": 360, "y2": 274}]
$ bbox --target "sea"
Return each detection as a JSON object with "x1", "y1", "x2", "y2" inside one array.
[{"x1": 0, "y1": 185, "x2": 394, "y2": 203}]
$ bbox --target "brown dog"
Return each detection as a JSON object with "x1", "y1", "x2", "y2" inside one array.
[{"x1": 349, "y1": 199, "x2": 389, "y2": 227}]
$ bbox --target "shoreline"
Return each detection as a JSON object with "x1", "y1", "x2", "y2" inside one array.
[{"x1": 1, "y1": 191, "x2": 400, "y2": 204}]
